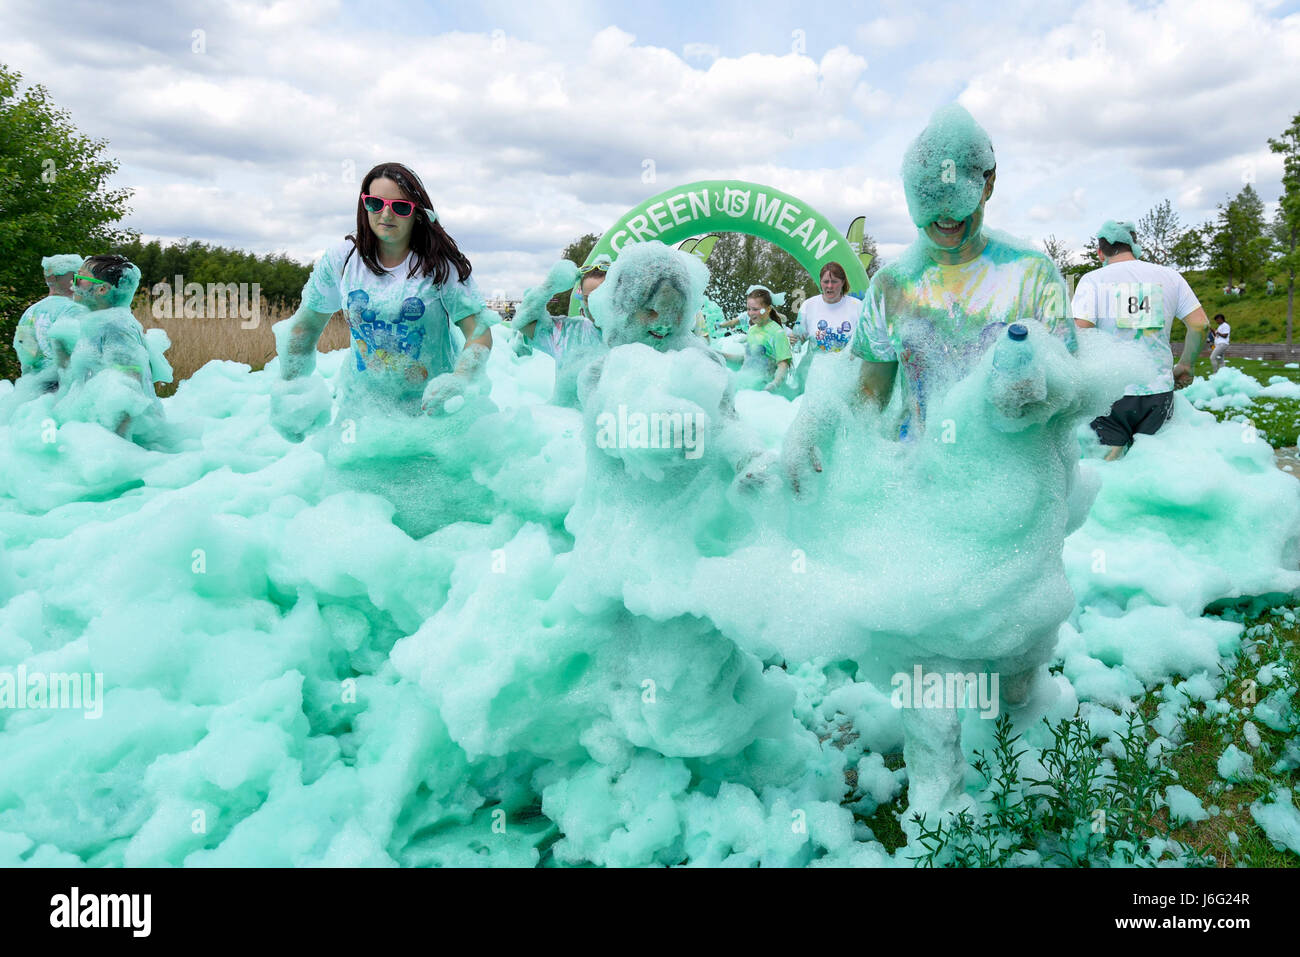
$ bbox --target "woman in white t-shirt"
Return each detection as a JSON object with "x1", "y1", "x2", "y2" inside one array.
[
  {"x1": 271, "y1": 161, "x2": 495, "y2": 439},
  {"x1": 1210, "y1": 313, "x2": 1231, "y2": 373},
  {"x1": 787, "y1": 262, "x2": 861, "y2": 393}
]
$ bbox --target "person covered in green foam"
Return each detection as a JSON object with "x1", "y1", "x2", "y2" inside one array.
[
  {"x1": 737, "y1": 285, "x2": 794, "y2": 395},
  {"x1": 511, "y1": 256, "x2": 609, "y2": 407},
  {"x1": 12, "y1": 253, "x2": 84, "y2": 383},
  {"x1": 50, "y1": 254, "x2": 172, "y2": 440},
  {"x1": 781, "y1": 103, "x2": 1084, "y2": 828},
  {"x1": 786, "y1": 102, "x2": 1077, "y2": 479},
  {"x1": 1071, "y1": 220, "x2": 1208, "y2": 460},
  {"x1": 694, "y1": 296, "x2": 725, "y2": 341},
  {"x1": 270, "y1": 162, "x2": 497, "y2": 440},
  {"x1": 579, "y1": 240, "x2": 776, "y2": 488}
]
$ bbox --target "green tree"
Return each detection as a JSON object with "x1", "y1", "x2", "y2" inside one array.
[
  {"x1": 700, "y1": 233, "x2": 817, "y2": 321},
  {"x1": 1169, "y1": 224, "x2": 1209, "y2": 272},
  {"x1": 1270, "y1": 110, "x2": 1300, "y2": 345},
  {"x1": 551, "y1": 232, "x2": 600, "y2": 315},
  {"x1": 860, "y1": 230, "x2": 881, "y2": 279},
  {"x1": 1208, "y1": 183, "x2": 1270, "y2": 284},
  {"x1": 0, "y1": 64, "x2": 133, "y2": 379},
  {"x1": 1137, "y1": 198, "x2": 1182, "y2": 265},
  {"x1": 112, "y1": 235, "x2": 310, "y2": 311}
]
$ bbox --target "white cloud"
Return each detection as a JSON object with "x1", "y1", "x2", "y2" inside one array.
[
  {"x1": 855, "y1": 15, "x2": 917, "y2": 48},
  {"x1": 1, "y1": 0, "x2": 1295, "y2": 294}
]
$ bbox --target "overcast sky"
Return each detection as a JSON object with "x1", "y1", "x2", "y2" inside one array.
[{"x1": 4, "y1": 0, "x2": 1300, "y2": 296}]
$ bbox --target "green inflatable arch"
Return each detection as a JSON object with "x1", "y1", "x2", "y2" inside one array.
[{"x1": 569, "y1": 179, "x2": 869, "y2": 315}]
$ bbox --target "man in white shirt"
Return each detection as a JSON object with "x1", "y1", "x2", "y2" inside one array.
[
  {"x1": 1210, "y1": 314, "x2": 1231, "y2": 372},
  {"x1": 1071, "y1": 220, "x2": 1208, "y2": 459}
]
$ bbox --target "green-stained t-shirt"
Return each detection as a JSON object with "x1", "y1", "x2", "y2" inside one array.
[
  {"x1": 850, "y1": 235, "x2": 1075, "y2": 436},
  {"x1": 739, "y1": 319, "x2": 794, "y2": 389},
  {"x1": 14, "y1": 295, "x2": 81, "y2": 374},
  {"x1": 301, "y1": 239, "x2": 493, "y2": 414}
]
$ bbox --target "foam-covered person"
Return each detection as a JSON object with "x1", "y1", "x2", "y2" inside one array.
[
  {"x1": 49, "y1": 254, "x2": 172, "y2": 440},
  {"x1": 787, "y1": 262, "x2": 860, "y2": 392},
  {"x1": 785, "y1": 104, "x2": 1077, "y2": 487},
  {"x1": 13, "y1": 254, "x2": 84, "y2": 383},
  {"x1": 695, "y1": 297, "x2": 725, "y2": 341},
  {"x1": 270, "y1": 162, "x2": 495, "y2": 440},
  {"x1": 737, "y1": 285, "x2": 794, "y2": 395},
  {"x1": 780, "y1": 103, "x2": 1084, "y2": 828},
  {"x1": 578, "y1": 241, "x2": 776, "y2": 491},
  {"x1": 512, "y1": 256, "x2": 609, "y2": 407}
]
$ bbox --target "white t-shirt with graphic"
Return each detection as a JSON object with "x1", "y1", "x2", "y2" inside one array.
[
  {"x1": 1214, "y1": 322, "x2": 1231, "y2": 345},
  {"x1": 301, "y1": 239, "x2": 491, "y2": 413},
  {"x1": 796, "y1": 294, "x2": 861, "y2": 354},
  {"x1": 1071, "y1": 259, "x2": 1201, "y2": 395}
]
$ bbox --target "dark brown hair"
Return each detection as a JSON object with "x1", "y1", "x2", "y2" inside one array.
[
  {"x1": 746, "y1": 288, "x2": 786, "y2": 325},
  {"x1": 819, "y1": 262, "x2": 850, "y2": 295},
  {"x1": 346, "y1": 162, "x2": 472, "y2": 285}
]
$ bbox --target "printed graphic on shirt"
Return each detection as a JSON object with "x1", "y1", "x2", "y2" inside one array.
[
  {"x1": 346, "y1": 289, "x2": 431, "y2": 380},
  {"x1": 812, "y1": 318, "x2": 856, "y2": 352}
]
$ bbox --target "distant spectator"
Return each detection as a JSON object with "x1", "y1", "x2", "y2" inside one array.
[
  {"x1": 1267, "y1": 278, "x2": 1276, "y2": 295},
  {"x1": 1210, "y1": 314, "x2": 1231, "y2": 372}
]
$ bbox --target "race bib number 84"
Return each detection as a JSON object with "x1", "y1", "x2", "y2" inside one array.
[{"x1": 1111, "y1": 282, "x2": 1165, "y2": 330}]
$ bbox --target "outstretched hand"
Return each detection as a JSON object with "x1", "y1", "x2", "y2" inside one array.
[
  {"x1": 270, "y1": 374, "x2": 332, "y2": 443},
  {"x1": 733, "y1": 450, "x2": 781, "y2": 493},
  {"x1": 783, "y1": 441, "x2": 823, "y2": 497},
  {"x1": 421, "y1": 372, "x2": 467, "y2": 415}
]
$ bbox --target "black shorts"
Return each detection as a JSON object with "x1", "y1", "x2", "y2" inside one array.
[{"x1": 1090, "y1": 392, "x2": 1174, "y2": 447}]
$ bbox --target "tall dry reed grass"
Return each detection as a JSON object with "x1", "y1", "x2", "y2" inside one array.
[{"x1": 133, "y1": 301, "x2": 351, "y2": 396}]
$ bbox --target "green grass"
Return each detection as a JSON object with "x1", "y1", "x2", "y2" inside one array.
[
  {"x1": 869, "y1": 603, "x2": 1300, "y2": 867},
  {"x1": 1169, "y1": 271, "x2": 1298, "y2": 344},
  {"x1": 1183, "y1": 354, "x2": 1300, "y2": 448},
  {"x1": 1153, "y1": 606, "x2": 1300, "y2": 867}
]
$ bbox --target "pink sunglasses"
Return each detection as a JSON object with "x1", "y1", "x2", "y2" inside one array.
[{"x1": 361, "y1": 194, "x2": 418, "y2": 217}]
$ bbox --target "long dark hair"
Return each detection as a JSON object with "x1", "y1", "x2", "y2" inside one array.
[{"x1": 346, "y1": 162, "x2": 472, "y2": 285}]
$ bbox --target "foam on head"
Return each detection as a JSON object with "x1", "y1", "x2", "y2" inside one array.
[
  {"x1": 1096, "y1": 220, "x2": 1144, "y2": 259},
  {"x1": 41, "y1": 253, "x2": 83, "y2": 277},
  {"x1": 78, "y1": 257, "x2": 142, "y2": 310},
  {"x1": 587, "y1": 241, "x2": 709, "y2": 349},
  {"x1": 901, "y1": 103, "x2": 995, "y2": 228}
]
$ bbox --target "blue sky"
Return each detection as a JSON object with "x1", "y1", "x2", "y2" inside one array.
[{"x1": 3, "y1": 0, "x2": 1299, "y2": 295}]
